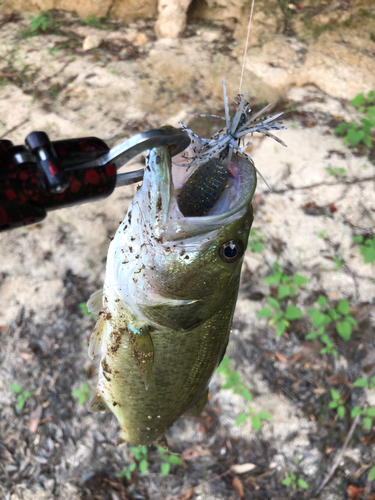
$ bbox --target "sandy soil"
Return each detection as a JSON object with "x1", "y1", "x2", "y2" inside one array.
[{"x1": 0, "y1": 9, "x2": 375, "y2": 500}]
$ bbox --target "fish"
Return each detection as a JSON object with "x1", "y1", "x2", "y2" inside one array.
[{"x1": 86, "y1": 119, "x2": 259, "y2": 445}]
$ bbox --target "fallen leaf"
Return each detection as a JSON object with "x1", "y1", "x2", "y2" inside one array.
[
  {"x1": 232, "y1": 476, "x2": 244, "y2": 498},
  {"x1": 231, "y1": 463, "x2": 256, "y2": 474},
  {"x1": 275, "y1": 352, "x2": 287, "y2": 364},
  {"x1": 327, "y1": 374, "x2": 349, "y2": 386},
  {"x1": 29, "y1": 405, "x2": 42, "y2": 433},
  {"x1": 347, "y1": 485, "x2": 366, "y2": 500},
  {"x1": 181, "y1": 445, "x2": 211, "y2": 461},
  {"x1": 178, "y1": 488, "x2": 194, "y2": 500},
  {"x1": 328, "y1": 203, "x2": 337, "y2": 214}
]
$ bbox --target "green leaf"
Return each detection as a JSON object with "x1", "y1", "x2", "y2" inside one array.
[
  {"x1": 139, "y1": 459, "x2": 148, "y2": 474},
  {"x1": 335, "y1": 122, "x2": 350, "y2": 134},
  {"x1": 278, "y1": 285, "x2": 290, "y2": 299},
  {"x1": 353, "y1": 235, "x2": 364, "y2": 244},
  {"x1": 169, "y1": 454, "x2": 182, "y2": 465},
  {"x1": 367, "y1": 408, "x2": 375, "y2": 417},
  {"x1": 235, "y1": 412, "x2": 248, "y2": 426},
  {"x1": 10, "y1": 383, "x2": 22, "y2": 393},
  {"x1": 306, "y1": 332, "x2": 317, "y2": 340},
  {"x1": 330, "y1": 388, "x2": 341, "y2": 400},
  {"x1": 258, "y1": 410, "x2": 271, "y2": 420},
  {"x1": 221, "y1": 380, "x2": 233, "y2": 390},
  {"x1": 336, "y1": 321, "x2": 351, "y2": 340},
  {"x1": 265, "y1": 272, "x2": 283, "y2": 285},
  {"x1": 282, "y1": 477, "x2": 292, "y2": 485},
  {"x1": 347, "y1": 128, "x2": 364, "y2": 146},
  {"x1": 257, "y1": 307, "x2": 272, "y2": 318},
  {"x1": 350, "y1": 93, "x2": 366, "y2": 106},
  {"x1": 367, "y1": 90, "x2": 375, "y2": 103},
  {"x1": 337, "y1": 406, "x2": 345, "y2": 419},
  {"x1": 329, "y1": 401, "x2": 338, "y2": 409},
  {"x1": 363, "y1": 134, "x2": 372, "y2": 147},
  {"x1": 285, "y1": 306, "x2": 303, "y2": 320},
  {"x1": 363, "y1": 417, "x2": 372, "y2": 430},
  {"x1": 16, "y1": 396, "x2": 25, "y2": 411},
  {"x1": 241, "y1": 388, "x2": 253, "y2": 401},
  {"x1": 267, "y1": 296, "x2": 280, "y2": 309},
  {"x1": 297, "y1": 479, "x2": 308, "y2": 489},
  {"x1": 351, "y1": 406, "x2": 364, "y2": 417},
  {"x1": 368, "y1": 466, "x2": 375, "y2": 481},
  {"x1": 337, "y1": 299, "x2": 349, "y2": 315},
  {"x1": 276, "y1": 319, "x2": 288, "y2": 337},
  {"x1": 251, "y1": 415, "x2": 261, "y2": 431},
  {"x1": 361, "y1": 245, "x2": 375, "y2": 263},
  {"x1": 161, "y1": 462, "x2": 170, "y2": 476},
  {"x1": 293, "y1": 274, "x2": 308, "y2": 285},
  {"x1": 353, "y1": 377, "x2": 368, "y2": 388}
]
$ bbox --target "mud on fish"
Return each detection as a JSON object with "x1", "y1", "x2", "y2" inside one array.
[{"x1": 87, "y1": 80, "x2": 285, "y2": 445}]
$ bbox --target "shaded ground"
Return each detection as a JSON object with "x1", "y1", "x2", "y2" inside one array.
[{"x1": 0, "y1": 9, "x2": 375, "y2": 500}]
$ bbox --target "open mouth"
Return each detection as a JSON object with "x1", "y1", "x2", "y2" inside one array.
[{"x1": 170, "y1": 152, "x2": 257, "y2": 222}]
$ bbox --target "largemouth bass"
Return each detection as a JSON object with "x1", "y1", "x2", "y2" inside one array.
[{"x1": 87, "y1": 138, "x2": 257, "y2": 445}]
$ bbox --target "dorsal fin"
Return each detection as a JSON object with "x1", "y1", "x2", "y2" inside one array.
[{"x1": 87, "y1": 289, "x2": 103, "y2": 314}]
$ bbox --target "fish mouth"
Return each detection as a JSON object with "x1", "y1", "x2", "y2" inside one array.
[{"x1": 139, "y1": 145, "x2": 256, "y2": 241}]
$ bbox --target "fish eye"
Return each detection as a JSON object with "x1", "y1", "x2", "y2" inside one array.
[{"x1": 219, "y1": 240, "x2": 244, "y2": 263}]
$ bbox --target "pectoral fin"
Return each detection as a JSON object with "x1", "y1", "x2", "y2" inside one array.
[
  {"x1": 88, "y1": 312, "x2": 107, "y2": 359},
  {"x1": 87, "y1": 289, "x2": 103, "y2": 314},
  {"x1": 128, "y1": 324, "x2": 154, "y2": 390}
]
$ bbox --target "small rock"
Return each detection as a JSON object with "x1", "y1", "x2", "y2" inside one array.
[
  {"x1": 82, "y1": 35, "x2": 102, "y2": 51},
  {"x1": 155, "y1": 0, "x2": 193, "y2": 38}
]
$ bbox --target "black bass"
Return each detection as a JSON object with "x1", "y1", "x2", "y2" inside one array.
[{"x1": 87, "y1": 140, "x2": 257, "y2": 445}]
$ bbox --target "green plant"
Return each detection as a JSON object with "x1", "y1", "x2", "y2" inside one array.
[
  {"x1": 333, "y1": 256, "x2": 344, "y2": 271},
  {"x1": 247, "y1": 228, "x2": 264, "y2": 253},
  {"x1": 156, "y1": 446, "x2": 182, "y2": 476},
  {"x1": 257, "y1": 296, "x2": 303, "y2": 337},
  {"x1": 264, "y1": 263, "x2": 308, "y2": 299},
  {"x1": 71, "y1": 382, "x2": 92, "y2": 404},
  {"x1": 117, "y1": 446, "x2": 148, "y2": 479},
  {"x1": 353, "y1": 375, "x2": 375, "y2": 389},
  {"x1": 282, "y1": 472, "x2": 308, "y2": 490},
  {"x1": 334, "y1": 91, "x2": 375, "y2": 148},
  {"x1": 235, "y1": 406, "x2": 271, "y2": 430},
  {"x1": 19, "y1": 10, "x2": 58, "y2": 38},
  {"x1": 353, "y1": 235, "x2": 375, "y2": 264},
  {"x1": 10, "y1": 383, "x2": 33, "y2": 411},
  {"x1": 216, "y1": 357, "x2": 252, "y2": 401},
  {"x1": 369, "y1": 466, "x2": 375, "y2": 482},
  {"x1": 351, "y1": 406, "x2": 375, "y2": 430},
  {"x1": 307, "y1": 295, "x2": 357, "y2": 342},
  {"x1": 83, "y1": 15, "x2": 109, "y2": 29},
  {"x1": 329, "y1": 388, "x2": 345, "y2": 419},
  {"x1": 325, "y1": 166, "x2": 347, "y2": 178}
]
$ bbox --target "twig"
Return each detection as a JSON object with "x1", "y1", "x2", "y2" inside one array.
[
  {"x1": 314, "y1": 414, "x2": 360, "y2": 495},
  {"x1": 263, "y1": 175, "x2": 375, "y2": 194},
  {"x1": 0, "y1": 118, "x2": 30, "y2": 140}
]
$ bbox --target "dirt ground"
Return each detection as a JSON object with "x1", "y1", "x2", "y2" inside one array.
[{"x1": 0, "y1": 8, "x2": 375, "y2": 500}]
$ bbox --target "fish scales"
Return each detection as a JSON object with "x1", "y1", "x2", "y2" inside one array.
[{"x1": 88, "y1": 143, "x2": 257, "y2": 445}]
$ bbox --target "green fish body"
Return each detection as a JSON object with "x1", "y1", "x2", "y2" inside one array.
[{"x1": 88, "y1": 144, "x2": 256, "y2": 445}]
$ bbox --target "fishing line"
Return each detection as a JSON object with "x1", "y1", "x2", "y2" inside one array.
[{"x1": 239, "y1": 0, "x2": 256, "y2": 95}]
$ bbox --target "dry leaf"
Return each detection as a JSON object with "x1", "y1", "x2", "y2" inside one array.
[
  {"x1": 178, "y1": 488, "x2": 194, "y2": 500},
  {"x1": 181, "y1": 445, "x2": 211, "y2": 461},
  {"x1": 232, "y1": 476, "x2": 244, "y2": 498},
  {"x1": 231, "y1": 463, "x2": 256, "y2": 474},
  {"x1": 29, "y1": 405, "x2": 42, "y2": 433},
  {"x1": 327, "y1": 374, "x2": 349, "y2": 386},
  {"x1": 347, "y1": 485, "x2": 366, "y2": 500},
  {"x1": 275, "y1": 352, "x2": 287, "y2": 364}
]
